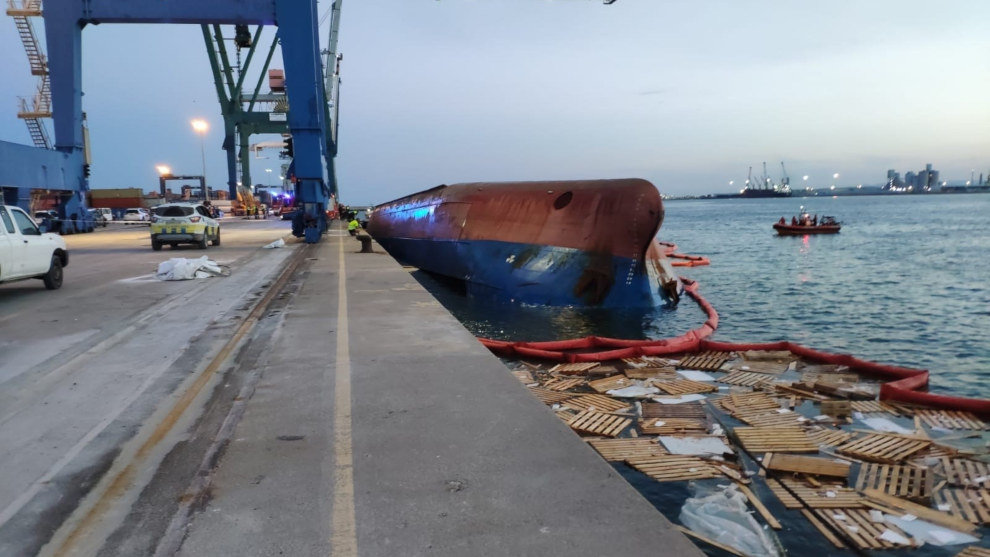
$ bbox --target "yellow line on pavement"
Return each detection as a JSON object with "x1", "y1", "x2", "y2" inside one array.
[{"x1": 331, "y1": 235, "x2": 358, "y2": 556}]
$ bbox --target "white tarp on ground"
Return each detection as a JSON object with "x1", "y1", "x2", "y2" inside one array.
[
  {"x1": 680, "y1": 484, "x2": 780, "y2": 557},
  {"x1": 263, "y1": 238, "x2": 285, "y2": 249},
  {"x1": 155, "y1": 257, "x2": 228, "y2": 281}
]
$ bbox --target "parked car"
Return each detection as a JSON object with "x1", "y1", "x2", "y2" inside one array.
[
  {"x1": 0, "y1": 205, "x2": 68, "y2": 289},
  {"x1": 149, "y1": 202, "x2": 220, "y2": 250},
  {"x1": 122, "y1": 208, "x2": 149, "y2": 222},
  {"x1": 32, "y1": 210, "x2": 61, "y2": 233},
  {"x1": 94, "y1": 207, "x2": 114, "y2": 222},
  {"x1": 88, "y1": 209, "x2": 108, "y2": 227}
]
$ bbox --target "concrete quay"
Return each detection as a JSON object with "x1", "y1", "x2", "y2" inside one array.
[{"x1": 0, "y1": 220, "x2": 702, "y2": 556}]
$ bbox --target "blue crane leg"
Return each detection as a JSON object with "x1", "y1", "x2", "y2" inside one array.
[
  {"x1": 26, "y1": 9, "x2": 89, "y2": 232},
  {"x1": 275, "y1": 0, "x2": 330, "y2": 241}
]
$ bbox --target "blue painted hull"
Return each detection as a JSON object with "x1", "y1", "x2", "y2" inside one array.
[{"x1": 378, "y1": 236, "x2": 668, "y2": 307}]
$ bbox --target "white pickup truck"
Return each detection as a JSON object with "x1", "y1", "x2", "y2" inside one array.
[{"x1": 0, "y1": 205, "x2": 68, "y2": 290}]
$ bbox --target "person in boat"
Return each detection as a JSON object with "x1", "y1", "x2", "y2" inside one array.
[
  {"x1": 791, "y1": 216, "x2": 798, "y2": 225},
  {"x1": 779, "y1": 217, "x2": 786, "y2": 225},
  {"x1": 812, "y1": 214, "x2": 818, "y2": 226}
]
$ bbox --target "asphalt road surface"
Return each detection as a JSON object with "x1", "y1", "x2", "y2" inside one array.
[{"x1": 0, "y1": 217, "x2": 293, "y2": 556}]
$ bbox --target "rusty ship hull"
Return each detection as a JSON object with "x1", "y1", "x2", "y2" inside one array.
[{"x1": 366, "y1": 179, "x2": 680, "y2": 307}]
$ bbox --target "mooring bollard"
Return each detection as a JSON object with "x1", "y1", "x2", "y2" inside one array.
[{"x1": 358, "y1": 234, "x2": 373, "y2": 253}]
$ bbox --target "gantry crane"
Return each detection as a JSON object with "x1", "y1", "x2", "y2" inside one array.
[
  {"x1": 0, "y1": 0, "x2": 336, "y2": 241},
  {"x1": 202, "y1": 0, "x2": 342, "y2": 215}
]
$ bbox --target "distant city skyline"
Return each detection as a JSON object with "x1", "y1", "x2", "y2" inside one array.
[{"x1": 1, "y1": 0, "x2": 988, "y2": 204}]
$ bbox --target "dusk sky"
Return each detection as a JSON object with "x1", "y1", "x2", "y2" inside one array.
[{"x1": 1, "y1": 0, "x2": 988, "y2": 204}]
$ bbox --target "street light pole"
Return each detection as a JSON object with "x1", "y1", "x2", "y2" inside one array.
[{"x1": 191, "y1": 119, "x2": 209, "y2": 194}]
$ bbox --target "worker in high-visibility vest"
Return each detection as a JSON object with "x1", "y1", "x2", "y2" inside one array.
[{"x1": 347, "y1": 218, "x2": 360, "y2": 236}]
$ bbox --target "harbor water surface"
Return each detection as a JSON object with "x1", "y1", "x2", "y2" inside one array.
[{"x1": 415, "y1": 193, "x2": 990, "y2": 399}]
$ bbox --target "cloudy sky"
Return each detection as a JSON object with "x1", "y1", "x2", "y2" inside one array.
[{"x1": 1, "y1": 0, "x2": 988, "y2": 203}]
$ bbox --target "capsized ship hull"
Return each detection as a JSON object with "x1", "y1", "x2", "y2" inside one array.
[{"x1": 367, "y1": 179, "x2": 681, "y2": 307}]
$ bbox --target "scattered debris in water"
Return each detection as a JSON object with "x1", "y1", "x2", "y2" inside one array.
[{"x1": 505, "y1": 349, "x2": 990, "y2": 555}]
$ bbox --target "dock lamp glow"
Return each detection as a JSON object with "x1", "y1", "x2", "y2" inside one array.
[
  {"x1": 156, "y1": 165, "x2": 172, "y2": 198},
  {"x1": 191, "y1": 119, "x2": 209, "y2": 185}
]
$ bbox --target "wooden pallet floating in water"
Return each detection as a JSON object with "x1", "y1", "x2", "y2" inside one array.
[
  {"x1": 861, "y1": 488, "x2": 980, "y2": 533},
  {"x1": 766, "y1": 479, "x2": 802, "y2": 509},
  {"x1": 622, "y1": 356, "x2": 671, "y2": 368},
  {"x1": 714, "y1": 391, "x2": 781, "y2": 416},
  {"x1": 955, "y1": 547, "x2": 990, "y2": 557},
  {"x1": 806, "y1": 427, "x2": 856, "y2": 447},
  {"x1": 652, "y1": 378, "x2": 718, "y2": 395},
  {"x1": 763, "y1": 452, "x2": 850, "y2": 478},
  {"x1": 625, "y1": 454, "x2": 724, "y2": 482},
  {"x1": 849, "y1": 400, "x2": 901, "y2": 415},
  {"x1": 777, "y1": 477, "x2": 864, "y2": 508},
  {"x1": 739, "y1": 411, "x2": 805, "y2": 428},
  {"x1": 587, "y1": 375, "x2": 633, "y2": 394},
  {"x1": 854, "y1": 463, "x2": 932, "y2": 503},
  {"x1": 936, "y1": 457, "x2": 990, "y2": 488},
  {"x1": 811, "y1": 508, "x2": 915, "y2": 550},
  {"x1": 541, "y1": 377, "x2": 585, "y2": 392},
  {"x1": 548, "y1": 362, "x2": 599, "y2": 376},
  {"x1": 638, "y1": 418, "x2": 709, "y2": 435},
  {"x1": 800, "y1": 509, "x2": 846, "y2": 549},
  {"x1": 527, "y1": 387, "x2": 574, "y2": 404},
  {"x1": 801, "y1": 371, "x2": 861, "y2": 385},
  {"x1": 909, "y1": 443, "x2": 958, "y2": 463},
  {"x1": 562, "y1": 394, "x2": 631, "y2": 414},
  {"x1": 835, "y1": 433, "x2": 930, "y2": 464},
  {"x1": 916, "y1": 409, "x2": 987, "y2": 430},
  {"x1": 734, "y1": 426, "x2": 819, "y2": 453},
  {"x1": 641, "y1": 401, "x2": 707, "y2": 419},
  {"x1": 586, "y1": 438, "x2": 667, "y2": 461},
  {"x1": 554, "y1": 408, "x2": 578, "y2": 422},
  {"x1": 933, "y1": 488, "x2": 990, "y2": 525},
  {"x1": 676, "y1": 351, "x2": 732, "y2": 372},
  {"x1": 567, "y1": 410, "x2": 631, "y2": 437},
  {"x1": 718, "y1": 370, "x2": 776, "y2": 387},
  {"x1": 624, "y1": 367, "x2": 677, "y2": 380}
]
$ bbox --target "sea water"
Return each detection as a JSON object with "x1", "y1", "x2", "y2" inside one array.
[{"x1": 416, "y1": 193, "x2": 990, "y2": 399}]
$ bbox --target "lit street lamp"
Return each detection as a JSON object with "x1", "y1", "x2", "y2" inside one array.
[
  {"x1": 191, "y1": 119, "x2": 209, "y2": 185},
  {"x1": 156, "y1": 165, "x2": 171, "y2": 176}
]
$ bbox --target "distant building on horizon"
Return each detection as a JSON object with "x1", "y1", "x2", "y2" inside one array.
[{"x1": 884, "y1": 163, "x2": 939, "y2": 192}]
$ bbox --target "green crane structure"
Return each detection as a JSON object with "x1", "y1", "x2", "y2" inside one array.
[{"x1": 202, "y1": 0, "x2": 343, "y2": 202}]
